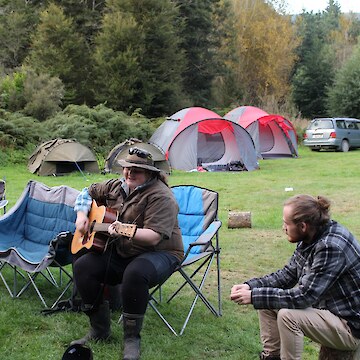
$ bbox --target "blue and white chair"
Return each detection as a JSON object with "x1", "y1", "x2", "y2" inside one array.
[
  {"x1": 148, "y1": 185, "x2": 222, "y2": 335},
  {"x1": 0, "y1": 180, "x2": 79, "y2": 307}
]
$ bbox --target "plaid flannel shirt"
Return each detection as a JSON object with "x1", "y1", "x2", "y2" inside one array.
[
  {"x1": 246, "y1": 220, "x2": 360, "y2": 337},
  {"x1": 74, "y1": 187, "x2": 92, "y2": 214}
]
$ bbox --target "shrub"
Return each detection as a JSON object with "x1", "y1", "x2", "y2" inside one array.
[
  {"x1": 0, "y1": 110, "x2": 49, "y2": 149},
  {"x1": 0, "y1": 68, "x2": 64, "y2": 121},
  {"x1": 0, "y1": 71, "x2": 26, "y2": 111},
  {"x1": 23, "y1": 70, "x2": 64, "y2": 120}
]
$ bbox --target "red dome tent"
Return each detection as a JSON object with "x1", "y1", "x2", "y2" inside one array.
[
  {"x1": 149, "y1": 107, "x2": 259, "y2": 171},
  {"x1": 225, "y1": 106, "x2": 298, "y2": 159}
]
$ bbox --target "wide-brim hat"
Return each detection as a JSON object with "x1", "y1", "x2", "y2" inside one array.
[
  {"x1": 118, "y1": 147, "x2": 161, "y2": 172},
  {"x1": 62, "y1": 344, "x2": 93, "y2": 360}
]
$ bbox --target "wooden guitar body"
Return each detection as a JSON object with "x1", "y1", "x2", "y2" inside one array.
[{"x1": 71, "y1": 201, "x2": 117, "y2": 254}]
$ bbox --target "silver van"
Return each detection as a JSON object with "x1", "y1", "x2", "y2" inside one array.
[{"x1": 303, "y1": 117, "x2": 360, "y2": 152}]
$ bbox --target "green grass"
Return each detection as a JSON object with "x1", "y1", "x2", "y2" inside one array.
[{"x1": 0, "y1": 146, "x2": 359, "y2": 359}]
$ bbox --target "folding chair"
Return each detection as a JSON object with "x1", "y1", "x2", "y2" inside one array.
[
  {"x1": 0, "y1": 178, "x2": 8, "y2": 214},
  {"x1": 0, "y1": 180, "x2": 79, "y2": 308},
  {"x1": 148, "y1": 185, "x2": 222, "y2": 335}
]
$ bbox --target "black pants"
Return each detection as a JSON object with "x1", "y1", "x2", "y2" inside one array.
[{"x1": 73, "y1": 247, "x2": 179, "y2": 315}]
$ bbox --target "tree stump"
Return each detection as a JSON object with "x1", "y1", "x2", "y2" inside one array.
[
  {"x1": 318, "y1": 345, "x2": 356, "y2": 360},
  {"x1": 228, "y1": 211, "x2": 252, "y2": 228}
]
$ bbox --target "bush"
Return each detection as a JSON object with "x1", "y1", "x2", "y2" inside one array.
[
  {"x1": 0, "y1": 68, "x2": 64, "y2": 121},
  {"x1": 0, "y1": 145, "x2": 34, "y2": 166},
  {"x1": 0, "y1": 104, "x2": 164, "y2": 163},
  {"x1": 23, "y1": 70, "x2": 64, "y2": 120},
  {"x1": 0, "y1": 110, "x2": 49, "y2": 149},
  {"x1": 0, "y1": 71, "x2": 26, "y2": 111}
]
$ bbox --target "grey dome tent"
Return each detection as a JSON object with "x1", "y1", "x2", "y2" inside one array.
[
  {"x1": 105, "y1": 138, "x2": 171, "y2": 174},
  {"x1": 149, "y1": 107, "x2": 259, "y2": 171},
  {"x1": 28, "y1": 139, "x2": 99, "y2": 176},
  {"x1": 225, "y1": 106, "x2": 298, "y2": 159}
]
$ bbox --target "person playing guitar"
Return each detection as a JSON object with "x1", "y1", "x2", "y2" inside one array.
[{"x1": 70, "y1": 147, "x2": 183, "y2": 360}]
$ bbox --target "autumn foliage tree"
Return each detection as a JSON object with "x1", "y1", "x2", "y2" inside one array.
[{"x1": 224, "y1": 0, "x2": 298, "y2": 107}]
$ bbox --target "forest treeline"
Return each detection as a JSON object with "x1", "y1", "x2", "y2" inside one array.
[{"x1": 1, "y1": 0, "x2": 360, "y2": 164}]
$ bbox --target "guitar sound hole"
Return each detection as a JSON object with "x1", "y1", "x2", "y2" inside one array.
[{"x1": 82, "y1": 231, "x2": 90, "y2": 245}]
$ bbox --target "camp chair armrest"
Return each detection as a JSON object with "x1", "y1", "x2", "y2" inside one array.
[
  {"x1": 0, "y1": 199, "x2": 8, "y2": 209},
  {"x1": 54, "y1": 231, "x2": 74, "y2": 247},
  {"x1": 188, "y1": 220, "x2": 222, "y2": 248}
]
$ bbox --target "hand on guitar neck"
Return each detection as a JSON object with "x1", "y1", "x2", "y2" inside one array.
[{"x1": 108, "y1": 221, "x2": 136, "y2": 237}]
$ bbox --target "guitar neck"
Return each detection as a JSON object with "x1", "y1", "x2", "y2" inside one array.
[
  {"x1": 92, "y1": 223, "x2": 110, "y2": 233},
  {"x1": 91, "y1": 222, "x2": 137, "y2": 238}
]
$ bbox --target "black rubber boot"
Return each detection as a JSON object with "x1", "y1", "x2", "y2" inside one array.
[
  {"x1": 259, "y1": 351, "x2": 281, "y2": 360},
  {"x1": 122, "y1": 313, "x2": 144, "y2": 360},
  {"x1": 70, "y1": 301, "x2": 111, "y2": 346}
]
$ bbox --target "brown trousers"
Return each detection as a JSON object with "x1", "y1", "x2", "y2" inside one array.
[{"x1": 258, "y1": 308, "x2": 360, "y2": 360}]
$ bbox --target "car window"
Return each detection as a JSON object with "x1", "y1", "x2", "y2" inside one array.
[
  {"x1": 336, "y1": 120, "x2": 346, "y2": 129},
  {"x1": 309, "y1": 119, "x2": 333, "y2": 130}
]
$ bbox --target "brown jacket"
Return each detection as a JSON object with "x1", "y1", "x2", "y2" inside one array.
[{"x1": 88, "y1": 178, "x2": 184, "y2": 261}]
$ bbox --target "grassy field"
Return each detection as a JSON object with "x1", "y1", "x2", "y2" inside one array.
[{"x1": 0, "y1": 146, "x2": 359, "y2": 359}]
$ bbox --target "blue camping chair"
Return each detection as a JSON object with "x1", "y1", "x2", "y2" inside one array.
[
  {"x1": 0, "y1": 180, "x2": 79, "y2": 307},
  {"x1": 148, "y1": 185, "x2": 222, "y2": 335}
]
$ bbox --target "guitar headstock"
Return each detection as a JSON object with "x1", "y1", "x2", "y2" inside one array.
[{"x1": 114, "y1": 223, "x2": 137, "y2": 238}]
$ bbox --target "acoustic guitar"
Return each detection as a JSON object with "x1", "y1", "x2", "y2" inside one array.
[{"x1": 71, "y1": 200, "x2": 137, "y2": 254}]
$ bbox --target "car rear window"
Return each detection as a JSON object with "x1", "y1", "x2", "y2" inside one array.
[{"x1": 308, "y1": 119, "x2": 333, "y2": 130}]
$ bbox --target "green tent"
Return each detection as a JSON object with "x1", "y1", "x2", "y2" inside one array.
[
  {"x1": 28, "y1": 139, "x2": 99, "y2": 176},
  {"x1": 105, "y1": 138, "x2": 170, "y2": 175}
]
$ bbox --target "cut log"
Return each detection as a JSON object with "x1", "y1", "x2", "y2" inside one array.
[{"x1": 228, "y1": 211, "x2": 251, "y2": 228}]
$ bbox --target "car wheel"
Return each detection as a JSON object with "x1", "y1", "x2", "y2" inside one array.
[{"x1": 340, "y1": 140, "x2": 350, "y2": 152}]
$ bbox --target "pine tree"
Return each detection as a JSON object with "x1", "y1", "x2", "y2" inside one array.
[
  {"x1": 173, "y1": 0, "x2": 223, "y2": 107},
  {"x1": 327, "y1": 44, "x2": 360, "y2": 117},
  {"x1": 292, "y1": 11, "x2": 335, "y2": 117},
  {"x1": 94, "y1": 0, "x2": 187, "y2": 116},
  {"x1": 26, "y1": 3, "x2": 91, "y2": 104},
  {"x1": 0, "y1": 0, "x2": 41, "y2": 71},
  {"x1": 93, "y1": 7, "x2": 143, "y2": 111}
]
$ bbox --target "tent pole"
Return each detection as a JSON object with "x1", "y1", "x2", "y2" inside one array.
[{"x1": 74, "y1": 162, "x2": 88, "y2": 181}]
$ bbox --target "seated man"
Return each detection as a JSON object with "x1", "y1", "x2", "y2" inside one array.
[{"x1": 231, "y1": 194, "x2": 360, "y2": 360}]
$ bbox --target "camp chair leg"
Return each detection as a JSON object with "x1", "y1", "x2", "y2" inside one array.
[
  {"x1": 178, "y1": 259, "x2": 219, "y2": 317},
  {"x1": 168, "y1": 256, "x2": 219, "y2": 317},
  {"x1": 16, "y1": 265, "x2": 73, "y2": 308},
  {"x1": 50, "y1": 265, "x2": 73, "y2": 309},
  {"x1": 43, "y1": 268, "x2": 58, "y2": 287},
  {"x1": 215, "y1": 249, "x2": 222, "y2": 316},
  {"x1": 149, "y1": 283, "x2": 163, "y2": 304},
  {"x1": 16, "y1": 272, "x2": 48, "y2": 307},
  {"x1": 50, "y1": 278, "x2": 73, "y2": 309},
  {"x1": 148, "y1": 300, "x2": 178, "y2": 336},
  {"x1": 178, "y1": 257, "x2": 221, "y2": 335},
  {"x1": 148, "y1": 256, "x2": 220, "y2": 336},
  {"x1": 0, "y1": 263, "x2": 26, "y2": 297},
  {"x1": 167, "y1": 256, "x2": 210, "y2": 303},
  {"x1": 0, "y1": 265, "x2": 16, "y2": 297}
]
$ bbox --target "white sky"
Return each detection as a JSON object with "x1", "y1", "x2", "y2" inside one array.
[{"x1": 286, "y1": 0, "x2": 360, "y2": 14}]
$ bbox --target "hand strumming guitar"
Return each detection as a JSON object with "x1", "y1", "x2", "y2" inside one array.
[{"x1": 75, "y1": 211, "x2": 89, "y2": 235}]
